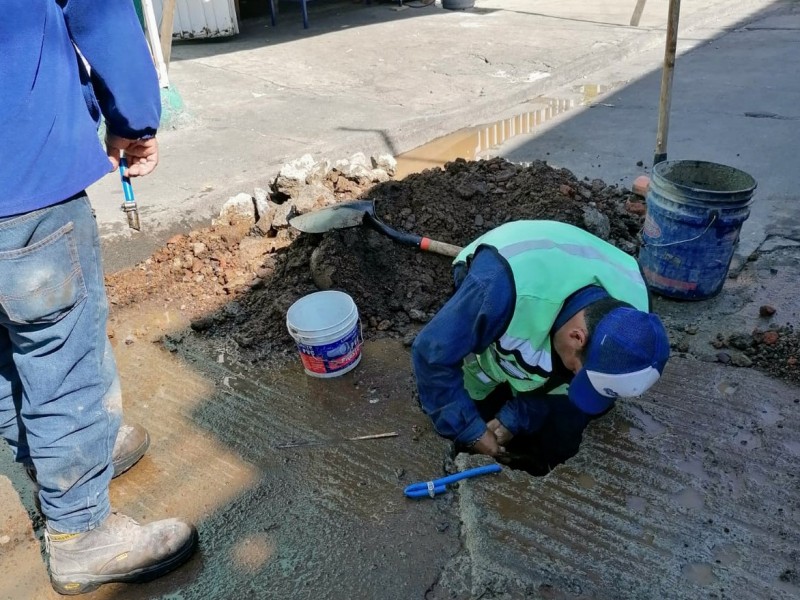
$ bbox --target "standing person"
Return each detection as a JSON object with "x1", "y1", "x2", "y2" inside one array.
[
  {"x1": 0, "y1": 0, "x2": 197, "y2": 595},
  {"x1": 412, "y1": 220, "x2": 670, "y2": 473}
]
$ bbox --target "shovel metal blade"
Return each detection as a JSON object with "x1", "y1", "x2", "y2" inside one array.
[{"x1": 288, "y1": 200, "x2": 374, "y2": 234}]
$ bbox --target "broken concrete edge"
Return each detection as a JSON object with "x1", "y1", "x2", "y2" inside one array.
[{"x1": 214, "y1": 152, "x2": 399, "y2": 235}]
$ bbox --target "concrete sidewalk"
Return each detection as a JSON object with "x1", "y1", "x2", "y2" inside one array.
[{"x1": 90, "y1": 0, "x2": 775, "y2": 271}]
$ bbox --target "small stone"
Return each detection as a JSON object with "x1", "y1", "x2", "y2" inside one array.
[
  {"x1": 408, "y1": 309, "x2": 429, "y2": 323},
  {"x1": 788, "y1": 357, "x2": 797, "y2": 366},
  {"x1": 684, "y1": 325, "x2": 698, "y2": 335},
  {"x1": 0, "y1": 535, "x2": 10, "y2": 545},
  {"x1": 219, "y1": 193, "x2": 256, "y2": 224},
  {"x1": 474, "y1": 214, "x2": 485, "y2": 227},
  {"x1": 759, "y1": 305, "x2": 776, "y2": 317},
  {"x1": 190, "y1": 317, "x2": 214, "y2": 332},
  {"x1": 578, "y1": 187, "x2": 593, "y2": 200},
  {"x1": 192, "y1": 242, "x2": 207, "y2": 258},
  {"x1": 762, "y1": 331, "x2": 780, "y2": 345},
  {"x1": 394, "y1": 468, "x2": 405, "y2": 480},
  {"x1": 731, "y1": 353, "x2": 753, "y2": 368},
  {"x1": 559, "y1": 184, "x2": 574, "y2": 196},
  {"x1": 716, "y1": 352, "x2": 731, "y2": 364},
  {"x1": 676, "y1": 341, "x2": 690, "y2": 353},
  {"x1": 632, "y1": 175, "x2": 650, "y2": 197},
  {"x1": 371, "y1": 154, "x2": 398, "y2": 176},
  {"x1": 377, "y1": 320, "x2": 392, "y2": 331},
  {"x1": 167, "y1": 234, "x2": 184, "y2": 246},
  {"x1": 625, "y1": 200, "x2": 647, "y2": 216},
  {"x1": 124, "y1": 335, "x2": 135, "y2": 346},
  {"x1": 636, "y1": 160, "x2": 644, "y2": 167},
  {"x1": 402, "y1": 333, "x2": 416, "y2": 347},
  {"x1": 436, "y1": 522, "x2": 450, "y2": 533}
]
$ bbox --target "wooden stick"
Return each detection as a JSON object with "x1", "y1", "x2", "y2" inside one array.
[
  {"x1": 159, "y1": 0, "x2": 177, "y2": 70},
  {"x1": 654, "y1": 0, "x2": 682, "y2": 165},
  {"x1": 630, "y1": 0, "x2": 648, "y2": 27},
  {"x1": 347, "y1": 432, "x2": 399, "y2": 442},
  {"x1": 274, "y1": 431, "x2": 399, "y2": 449}
]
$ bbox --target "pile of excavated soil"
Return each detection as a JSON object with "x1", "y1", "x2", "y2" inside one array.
[
  {"x1": 105, "y1": 156, "x2": 800, "y2": 388},
  {"x1": 203, "y1": 158, "x2": 646, "y2": 359}
]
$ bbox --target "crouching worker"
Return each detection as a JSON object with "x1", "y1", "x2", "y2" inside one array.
[{"x1": 412, "y1": 220, "x2": 670, "y2": 474}]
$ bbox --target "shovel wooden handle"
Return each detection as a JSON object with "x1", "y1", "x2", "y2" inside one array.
[{"x1": 420, "y1": 237, "x2": 462, "y2": 257}]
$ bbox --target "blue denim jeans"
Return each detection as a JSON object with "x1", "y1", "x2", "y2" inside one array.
[{"x1": 0, "y1": 194, "x2": 120, "y2": 533}]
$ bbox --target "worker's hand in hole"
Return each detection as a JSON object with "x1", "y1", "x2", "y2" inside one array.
[
  {"x1": 470, "y1": 429, "x2": 506, "y2": 459},
  {"x1": 106, "y1": 134, "x2": 159, "y2": 177},
  {"x1": 487, "y1": 418, "x2": 514, "y2": 446}
]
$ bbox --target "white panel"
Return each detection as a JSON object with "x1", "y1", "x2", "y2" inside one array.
[{"x1": 155, "y1": 0, "x2": 237, "y2": 39}]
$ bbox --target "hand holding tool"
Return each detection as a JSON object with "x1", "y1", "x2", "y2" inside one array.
[
  {"x1": 404, "y1": 463, "x2": 502, "y2": 499},
  {"x1": 119, "y1": 157, "x2": 141, "y2": 231}
]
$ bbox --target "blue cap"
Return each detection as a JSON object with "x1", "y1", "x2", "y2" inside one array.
[{"x1": 569, "y1": 307, "x2": 670, "y2": 415}]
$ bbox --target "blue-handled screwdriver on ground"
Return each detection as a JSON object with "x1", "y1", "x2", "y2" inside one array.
[{"x1": 119, "y1": 156, "x2": 141, "y2": 231}]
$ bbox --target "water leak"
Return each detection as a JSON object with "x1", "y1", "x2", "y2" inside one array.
[{"x1": 394, "y1": 83, "x2": 618, "y2": 179}]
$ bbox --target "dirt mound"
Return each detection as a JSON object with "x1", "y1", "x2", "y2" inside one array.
[{"x1": 204, "y1": 158, "x2": 646, "y2": 359}]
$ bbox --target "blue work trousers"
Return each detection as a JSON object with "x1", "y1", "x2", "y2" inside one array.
[{"x1": 0, "y1": 194, "x2": 119, "y2": 533}]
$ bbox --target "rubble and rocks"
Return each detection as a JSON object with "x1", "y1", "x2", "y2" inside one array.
[
  {"x1": 104, "y1": 151, "x2": 800, "y2": 385},
  {"x1": 710, "y1": 325, "x2": 799, "y2": 383},
  {"x1": 107, "y1": 155, "x2": 649, "y2": 362}
]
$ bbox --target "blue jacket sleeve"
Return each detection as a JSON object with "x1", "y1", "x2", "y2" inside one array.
[
  {"x1": 60, "y1": 0, "x2": 161, "y2": 138},
  {"x1": 496, "y1": 396, "x2": 552, "y2": 436},
  {"x1": 412, "y1": 249, "x2": 515, "y2": 445}
]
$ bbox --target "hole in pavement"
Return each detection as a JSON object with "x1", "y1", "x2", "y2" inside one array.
[{"x1": 449, "y1": 385, "x2": 590, "y2": 477}]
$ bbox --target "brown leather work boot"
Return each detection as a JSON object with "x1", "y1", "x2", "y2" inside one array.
[
  {"x1": 46, "y1": 512, "x2": 198, "y2": 595},
  {"x1": 26, "y1": 422, "x2": 150, "y2": 483}
]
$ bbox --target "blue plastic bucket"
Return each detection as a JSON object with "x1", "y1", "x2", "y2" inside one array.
[
  {"x1": 286, "y1": 291, "x2": 362, "y2": 378},
  {"x1": 638, "y1": 160, "x2": 757, "y2": 300}
]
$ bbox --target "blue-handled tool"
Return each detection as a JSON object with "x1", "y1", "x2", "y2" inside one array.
[
  {"x1": 119, "y1": 157, "x2": 141, "y2": 231},
  {"x1": 404, "y1": 463, "x2": 502, "y2": 499}
]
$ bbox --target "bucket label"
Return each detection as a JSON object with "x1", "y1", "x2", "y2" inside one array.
[
  {"x1": 296, "y1": 323, "x2": 362, "y2": 375},
  {"x1": 643, "y1": 214, "x2": 662, "y2": 239}
]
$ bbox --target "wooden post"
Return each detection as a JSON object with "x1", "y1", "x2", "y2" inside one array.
[
  {"x1": 653, "y1": 0, "x2": 681, "y2": 165},
  {"x1": 159, "y1": 0, "x2": 177, "y2": 70},
  {"x1": 630, "y1": 0, "x2": 648, "y2": 27}
]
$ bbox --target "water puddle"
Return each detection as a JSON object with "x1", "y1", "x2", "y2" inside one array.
[
  {"x1": 625, "y1": 404, "x2": 667, "y2": 439},
  {"x1": 671, "y1": 487, "x2": 704, "y2": 510},
  {"x1": 682, "y1": 562, "x2": 717, "y2": 586},
  {"x1": 674, "y1": 456, "x2": 710, "y2": 482},
  {"x1": 712, "y1": 542, "x2": 740, "y2": 567},
  {"x1": 394, "y1": 83, "x2": 619, "y2": 178},
  {"x1": 626, "y1": 496, "x2": 647, "y2": 513}
]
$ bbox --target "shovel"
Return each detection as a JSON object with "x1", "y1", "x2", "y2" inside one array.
[{"x1": 288, "y1": 200, "x2": 463, "y2": 258}]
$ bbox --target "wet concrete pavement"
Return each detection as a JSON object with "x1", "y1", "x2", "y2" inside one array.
[{"x1": 431, "y1": 358, "x2": 800, "y2": 599}]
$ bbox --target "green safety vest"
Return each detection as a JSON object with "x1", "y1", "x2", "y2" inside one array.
[{"x1": 454, "y1": 220, "x2": 650, "y2": 398}]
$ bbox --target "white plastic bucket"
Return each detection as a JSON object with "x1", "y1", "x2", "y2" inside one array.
[{"x1": 286, "y1": 291, "x2": 363, "y2": 378}]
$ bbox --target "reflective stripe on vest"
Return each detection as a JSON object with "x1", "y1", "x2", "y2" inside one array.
[{"x1": 498, "y1": 239, "x2": 645, "y2": 288}]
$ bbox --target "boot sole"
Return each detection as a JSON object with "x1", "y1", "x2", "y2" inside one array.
[
  {"x1": 112, "y1": 430, "x2": 151, "y2": 478},
  {"x1": 50, "y1": 526, "x2": 198, "y2": 596}
]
